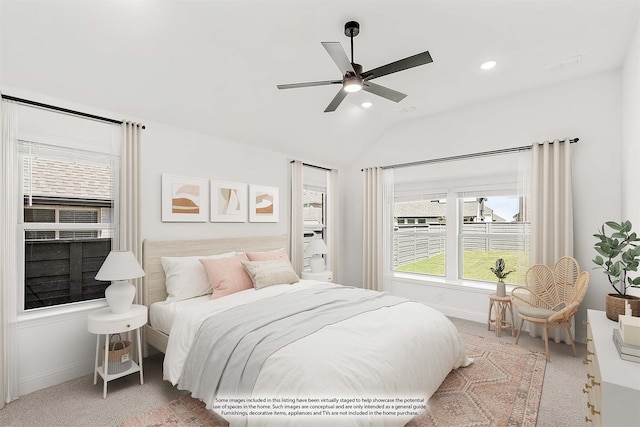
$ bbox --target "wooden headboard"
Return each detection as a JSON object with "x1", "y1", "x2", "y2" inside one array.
[
  {"x1": 142, "y1": 234, "x2": 289, "y2": 308},
  {"x1": 141, "y1": 234, "x2": 289, "y2": 355}
]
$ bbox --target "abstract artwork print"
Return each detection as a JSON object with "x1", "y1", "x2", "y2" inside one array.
[
  {"x1": 161, "y1": 174, "x2": 208, "y2": 222},
  {"x1": 249, "y1": 185, "x2": 279, "y2": 222},
  {"x1": 210, "y1": 180, "x2": 247, "y2": 222},
  {"x1": 172, "y1": 183, "x2": 200, "y2": 214}
]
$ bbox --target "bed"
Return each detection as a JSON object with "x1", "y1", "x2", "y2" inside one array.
[{"x1": 142, "y1": 235, "x2": 471, "y2": 427}]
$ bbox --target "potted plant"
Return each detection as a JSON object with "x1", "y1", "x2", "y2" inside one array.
[
  {"x1": 490, "y1": 258, "x2": 514, "y2": 297},
  {"x1": 593, "y1": 220, "x2": 640, "y2": 320}
]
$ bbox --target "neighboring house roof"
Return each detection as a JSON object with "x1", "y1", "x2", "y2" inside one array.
[
  {"x1": 23, "y1": 157, "x2": 112, "y2": 200},
  {"x1": 395, "y1": 200, "x2": 501, "y2": 221},
  {"x1": 303, "y1": 189, "x2": 324, "y2": 224}
]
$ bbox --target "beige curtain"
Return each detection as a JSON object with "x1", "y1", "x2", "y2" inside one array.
[
  {"x1": 0, "y1": 98, "x2": 20, "y2": 405},
  {"x1": 290, "y1": 161, "x2": 304, "y2": 274},
  {"x1": 530, "y1": 139, "x2": 574, "y2": 343},
  {"x1": 0, "y1": 96, "x2": 5, "y2": 409},
  {"x1": 362, "y1": 167, "x2": 383, "y2": 291},
  {"x1": 326, "y1": 169, "x2": 339, "y2": 282},
  {"x1": 120, "y1": 122, "x2": 143, "y2": 303}
]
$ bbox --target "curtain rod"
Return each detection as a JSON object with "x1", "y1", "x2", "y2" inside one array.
[
  {"x1": 1, "y1": 94, "x2": 146, "y2": 129},
  {"x1": 372, "y1": 138, "x2": 579, "y2": 170},
  {"x1": 290, "y1": 160, "x2": 332, "y2": 171}
]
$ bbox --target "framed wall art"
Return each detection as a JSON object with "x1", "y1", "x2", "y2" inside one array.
[
  {"x1": 161, "y1": 174, "x2": 208, "y2": 222},
  {"x1": 249, "y1": 184, "x2": 279, "y2": 223},
  {"x1": 210, "y1": 180, "x2": 247, "y2": 222}
]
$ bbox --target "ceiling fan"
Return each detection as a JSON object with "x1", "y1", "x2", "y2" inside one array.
[{"x1": 277, "y1": 21, "x2": 433, "y2": 113}]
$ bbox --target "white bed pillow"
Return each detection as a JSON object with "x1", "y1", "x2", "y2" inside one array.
[
  {"x1": 241, "y1": 259, "x2": 300, "y2": 290},
  {"x1": 161, "y1": 252, "x2": 237, "y2": 302}
]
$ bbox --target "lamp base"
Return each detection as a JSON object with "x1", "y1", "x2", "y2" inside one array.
[
  {"x1": 105, "y1": 280, "x2": 135, "y2": 314},
  {"x1": 309, "y1": 255, "x2": 325, "y2": 273}
]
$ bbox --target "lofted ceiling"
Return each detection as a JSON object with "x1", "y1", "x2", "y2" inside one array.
[{"x1": 1, "y1": 0, "x2": 639, "y2": 167}]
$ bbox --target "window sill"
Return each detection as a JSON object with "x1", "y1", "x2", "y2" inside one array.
[
  {"x1": 17, "y1": 299, "x2": 108, "y2": 325},
  {"x1": 392, "y1": 271, "x2": 518, "y2": 295}
]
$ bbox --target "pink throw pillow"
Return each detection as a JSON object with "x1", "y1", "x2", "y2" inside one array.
[
  {"x1": 246, "y1": 247, "x2": 290, "y2": 262},
  {"x1": 200, "y1": 254, "x2": 253, "y2": 299}
]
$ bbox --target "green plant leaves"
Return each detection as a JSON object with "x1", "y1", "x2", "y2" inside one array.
[
  {"x1": 606, "y1": 221, "x2": 622, "y2": 230},
  {"x1": 490, "y1": 258, "x2": 514, "y2": 281},
  {"x1": 593, "y1": 220, "x2": 639, "y2": 296}
]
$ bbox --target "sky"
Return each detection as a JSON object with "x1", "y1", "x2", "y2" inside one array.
[{"x1": 485, "y1": 196, "x2": 519, "y2": 222}]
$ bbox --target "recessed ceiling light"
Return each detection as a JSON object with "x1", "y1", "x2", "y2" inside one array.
[
  {"x1": 361, "y1": 101, "x2": 373, "y2": 109},
  {"x1": 480, "y1": 60, "x2": 497, "y2": 70}
]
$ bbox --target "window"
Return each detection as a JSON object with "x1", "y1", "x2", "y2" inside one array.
[
  {"x1": 394, "y1": 196, "x2": 446, "y2": 277},
  {"x1": 459, "y1": 194, "x2": 529, "y2": 285},
  {"x1": 390, "y1": 152, "x2": 529, "y2": 286},
  {"x1": 302, "y1": 165, "x2": 328, "y2": 269},
  {"x1": 15, "y1": 133, "x2": 119, "y2": 311}
]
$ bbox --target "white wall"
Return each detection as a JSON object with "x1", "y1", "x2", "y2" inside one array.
[
  {"x1": 2, "y1": 87, "x2": 294, "y2": 397},
  {"x1": 622, "y1": 17, "x2": 640, "y2": 299},
  {"x1": 139, "y1": 122, "x2": 291, "y2": 241},
  {"x1": 342, "y1": 70, "x2": 623, "y2": 341}
]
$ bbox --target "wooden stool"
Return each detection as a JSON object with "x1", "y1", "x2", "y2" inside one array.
[{"x1": 487, "y1": 294, "x2": 515, "y2": 337}]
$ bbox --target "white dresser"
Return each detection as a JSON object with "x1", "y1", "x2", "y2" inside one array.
[{"x1": 585, "y1": 309, "x2": 640, "y2": 426}]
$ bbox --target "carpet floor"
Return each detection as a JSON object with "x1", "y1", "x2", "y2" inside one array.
[{"x1": 120, "y1": 332, "x2": 546, "y2": 427}]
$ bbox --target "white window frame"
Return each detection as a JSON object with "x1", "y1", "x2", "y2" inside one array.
[
  {"x1": 392, "y1": 176, "x2": 528, "y2": 290},
  {"x1": 8, "y1": 131, "x2": 120, "y2": 315}
]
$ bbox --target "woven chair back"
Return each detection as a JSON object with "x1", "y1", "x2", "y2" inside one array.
[
  {"x1": 553, "y1": 256, "x2": 580, "y2": 303},
  {"x1": 525, "y1": 264, "x2": 558, "y2": 309},
  {"x1": 569, "y1": 271, "x2": 589, "y2": 306}
]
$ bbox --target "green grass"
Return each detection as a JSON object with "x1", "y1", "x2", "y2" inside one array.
[{"x1": 396, "y1": 250, "x2": 529, "y2": 285}]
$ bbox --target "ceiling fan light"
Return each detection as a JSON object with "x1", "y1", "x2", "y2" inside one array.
[{"x1": 343, "y1": 76, "x2": 363, "y2": 93}]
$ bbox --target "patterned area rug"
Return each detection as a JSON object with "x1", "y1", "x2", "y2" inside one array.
[
  {"x1": 120, "y1": 333, "x2": 546, "y2": 427},
  {"x1": 407, "y1": 333, "x2": 546, "y2": 427}
]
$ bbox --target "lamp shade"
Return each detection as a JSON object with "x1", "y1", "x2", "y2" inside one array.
[
  {"x1": 305, "y1": 238, "x2": 328, "y2": 256},
  {"x1": 96, "y1": 251, "x2": 145, "y2": 314},
  {"x1": 96, "y1": 250, "x2": 145, "y2": 281}
]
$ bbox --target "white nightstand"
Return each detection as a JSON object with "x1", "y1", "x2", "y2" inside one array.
[
  {"x1": 87, "y1": 304, "x2": 147, "y2": 398},
  {"x1": 301, "y1": 270, "x2": 333, "y2": 282}
]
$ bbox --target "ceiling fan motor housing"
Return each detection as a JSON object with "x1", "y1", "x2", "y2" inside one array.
[{"x1": 344, "y1": 21, "x2": 360, "y2": 37}]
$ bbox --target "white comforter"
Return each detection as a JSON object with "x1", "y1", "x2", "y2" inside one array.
[{"x1": 164, "y1": 280, "x2": 471, "y2": 427}]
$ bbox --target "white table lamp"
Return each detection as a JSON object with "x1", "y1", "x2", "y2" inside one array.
[
  {"x1": 95, "y1": 250, "x2": 145, "y2": 314},
  {"x1": 306, "y1": 238, "x2": 328, "y2": 273}
]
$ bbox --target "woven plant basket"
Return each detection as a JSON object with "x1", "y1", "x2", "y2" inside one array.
[
  {"x1": 605, "y1": 293, "x2": 640, "y2": 321},
  {"x1": 102, "y1": 334, "x2": 132, "y2": 375}
]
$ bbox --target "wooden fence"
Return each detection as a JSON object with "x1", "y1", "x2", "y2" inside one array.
[
  {"x1": 24, "y1": 238, "x2": 111, "y2": 309},
  {"x1": 394, "y1": 225, "x2": 445, "y2": 267},
  {"x1": 394, "y1": 222, "x2": 530, "y2": 267}
]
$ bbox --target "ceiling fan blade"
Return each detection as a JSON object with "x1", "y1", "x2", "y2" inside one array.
[
  {"x1": 362, "y1": 51, "x2": 433, "y2": 80},
  {"x1": 322, "y1": 42, "x2": 355, "y2": 75},
  {"x1": 277, "y1": 80, "x2": 341, "y2": 90},
  {"x1": 324, "y1": 89, "x2": 348, "y2": 113},
  {"x1": 363, "y1": 81, "x2": 407, "y2": 103}
]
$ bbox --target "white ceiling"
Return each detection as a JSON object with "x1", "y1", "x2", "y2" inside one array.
[{"x1": 1, "y1": 0, "x2": 639, "y2": 167}]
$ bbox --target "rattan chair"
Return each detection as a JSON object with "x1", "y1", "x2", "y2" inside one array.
[{"x1": 511, "y1": 266, "x2": 589, "y2": 362}]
